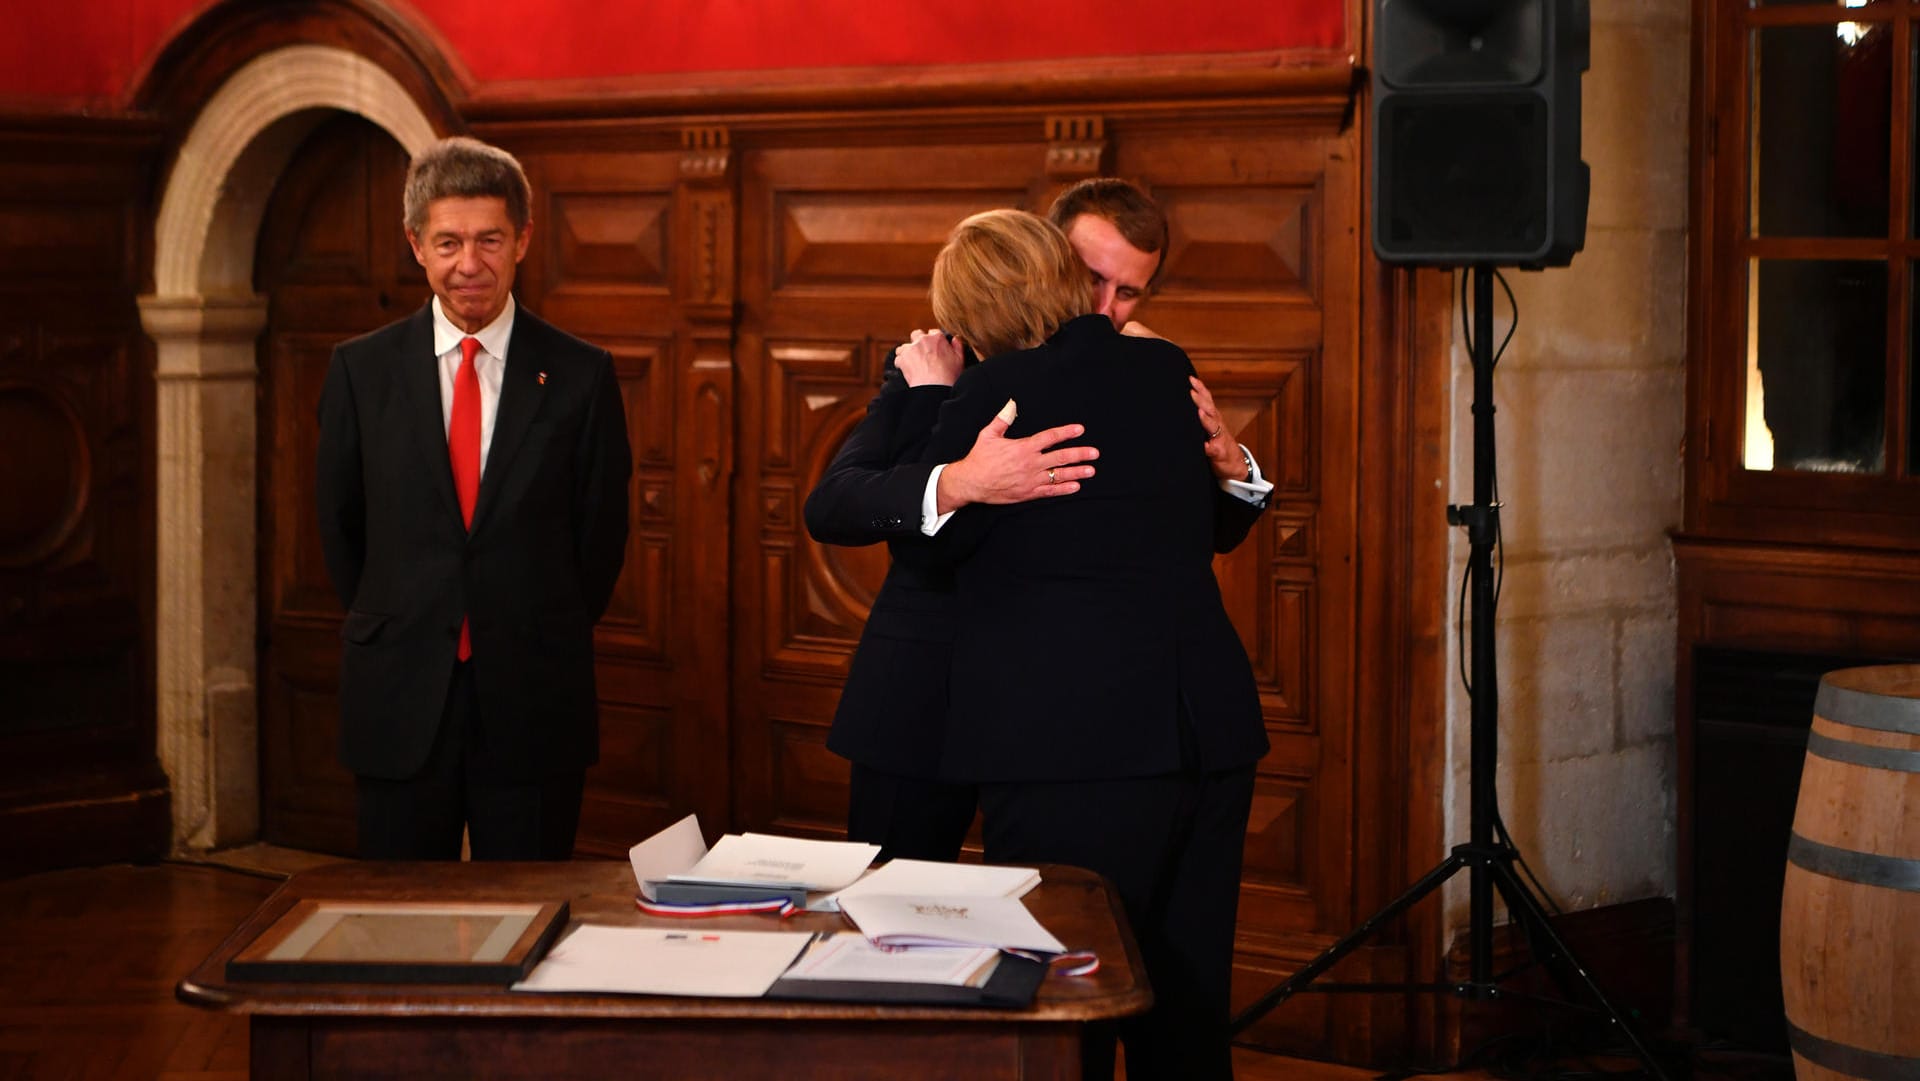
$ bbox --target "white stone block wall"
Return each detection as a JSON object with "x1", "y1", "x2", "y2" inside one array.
[{"x1": 1440, "y1": 0, "x2": 1691, "y2": 921}]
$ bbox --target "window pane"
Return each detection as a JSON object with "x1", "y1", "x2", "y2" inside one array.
[
  {"x1": 1744, "y1": 259, "x2": 1887, "y2": 473},
  {"x1": 1751, "y1": 23, "x2": 1891, "y2": 237}
]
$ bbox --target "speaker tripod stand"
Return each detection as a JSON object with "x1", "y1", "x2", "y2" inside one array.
[{"x1": 1229, "y1": 266, "x2": 1671, "y2": 1081}]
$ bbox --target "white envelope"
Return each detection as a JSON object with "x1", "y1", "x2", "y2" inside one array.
[{"x1": 627, "y1": 814, "x2": 710, "y2": 902}]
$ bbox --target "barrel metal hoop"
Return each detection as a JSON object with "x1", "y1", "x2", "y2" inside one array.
[
  {"x1": 1788, "y1": 1020, "x2": 1920, "y2": 1081},
  {"x1": 1807, "y1": 731, "x2": 1920, "y2": 773},
  {"x1": 1788, "y1": 834, "x2": 1920, "y2": 892},
  {"x1": 1816, "y1": 681, "x2": 1920, "y2": 735}
]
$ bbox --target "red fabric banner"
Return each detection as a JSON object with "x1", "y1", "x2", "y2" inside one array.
[{"x1": 3, "y1": 0, "x2": 1344, "y2": 105}]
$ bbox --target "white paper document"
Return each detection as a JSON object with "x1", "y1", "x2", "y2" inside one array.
[
  {"x1": 837, "y1": 893, "x2": 1066, "y2": 954},
  {"x1": 627, "y1": 815, "x2": 880, "y2": 902},
  {"x1": 780, "y1": 933, "x2": 999, "y2": 987},
  {"x1": 511, "y1": 924, "x2": 811, "y2": 998},
  {"x1": 627, "y1": 814, "x2": 713, "y2": 901},
  {"x1": 815, "y1": 859, "x2": 1040, "y2": 913},
  {"x1": 671, "y1": 832, "x2": 880, "y2": 892}
]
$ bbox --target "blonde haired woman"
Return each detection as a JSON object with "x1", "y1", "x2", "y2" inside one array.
[{"x1": 920, "y1": 209, "x2": 1265, "y2": 1080}]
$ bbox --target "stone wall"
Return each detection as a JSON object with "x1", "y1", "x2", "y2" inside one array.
[{"x1": 1442, "y1": 0, "x2": 1691, "y2": 919}]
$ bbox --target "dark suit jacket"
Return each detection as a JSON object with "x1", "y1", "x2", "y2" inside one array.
[
  {"x1": 315, "y1": 304, "x2": 632, "y2": 780},
  {"x1": 804, "y1": 366, "x2": 959, "y2": 777},
  {"x1": 920, "y1": 314, "x2": 1269, "y2": 782},
  {"x1": 806, "y1": 329, "x2": 1265, "y2": 780}
]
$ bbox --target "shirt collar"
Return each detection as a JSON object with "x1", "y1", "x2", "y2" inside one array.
[{"x1": 430, "y1": 294, "x2": 516, "y2": 361}]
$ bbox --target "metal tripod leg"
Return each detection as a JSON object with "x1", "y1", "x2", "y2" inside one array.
[
  {"x1": 1484, "y1": 858, "x2": 1673, "y2": 1081},
  {"x1": 1228, "y1": 849, "x2": 1469, "y2": 1036}
]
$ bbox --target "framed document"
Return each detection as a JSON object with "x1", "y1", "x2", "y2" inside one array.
[{"x1": 226, "y1": 899, "x2": 570, "y2": 984}]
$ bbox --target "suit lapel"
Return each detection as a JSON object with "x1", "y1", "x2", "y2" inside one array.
[
  {"x1": 396, "y1": 307, "x2": 463, "y2": 525},
  {"x1": 470, "y1": 311, "x2": 546, "y2": 534}
]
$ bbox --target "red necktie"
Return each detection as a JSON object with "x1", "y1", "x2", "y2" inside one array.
[{"x1": 449, "y1": 336, "x2": 481, "y2": 661}]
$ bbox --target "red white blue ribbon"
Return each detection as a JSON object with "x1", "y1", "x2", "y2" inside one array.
[{"x1": 634, "y1": 895, "x2": 798, "y2": 918}]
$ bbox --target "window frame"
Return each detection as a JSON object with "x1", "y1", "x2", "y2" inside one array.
[{"x1": 1688, "y1": 0, "x2": 1920, "y2": 547}]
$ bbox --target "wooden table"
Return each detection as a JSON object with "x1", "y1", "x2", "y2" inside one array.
[{"x1": 178, "y1": 860, "x2": 1150, "y2": 1080}]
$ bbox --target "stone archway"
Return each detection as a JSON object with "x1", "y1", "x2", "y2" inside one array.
[{"x1": 137, "y1": 45, "x2": 439, "y2": 853}]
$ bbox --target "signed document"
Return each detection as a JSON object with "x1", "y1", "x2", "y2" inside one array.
[
  {"x1": 512, "y1": 925, "x2": 811, "y2": 998},
  {"x1": 781, "y1": 933, "x2": 999, "y2": 987},
  {"x1": 837, "y1": 894, "x2": 1066, "y2": 954},
  {"x1": 672, "y1": 832, "x2": 880, "y2": 892},
  {"x1": 815, "y1": 859, "x2": 1039, "y2": 913},
  {"x1": 628, "y1": 816, "x2": 880, "y2": 905}
]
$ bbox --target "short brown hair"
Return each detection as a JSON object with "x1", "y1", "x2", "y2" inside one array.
[
  {"x1": 931, "y1": 210, "x2": 1094, "y2": 359},
  {"x1": 403, "y1": 136, "x2": 532, "y2": 236},
  {"x1": 1046, "y1": 177, "x2": 1169, "y2": 288}
]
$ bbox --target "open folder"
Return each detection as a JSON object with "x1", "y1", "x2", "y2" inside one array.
[
  {"x1": 766, "y1": 933, "x2": 1047, "y2": 1009},
  {"x1": 837, "y1": 893, "x2": 1067, "y2": 954},
  {"x1": 628, "y1": 814, "x2": 879, "y2": 907}
]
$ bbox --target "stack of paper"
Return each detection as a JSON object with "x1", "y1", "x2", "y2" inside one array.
[
  {"x1": 815, "y1": 858, "x2": 1039, "y2": 912},
  {"x1": 837, "y1": 893, "x2": 1066, "y2": 954},
  {"x1": 779, "y1": 933, "x2": 1000, "y2": 988},
  {"x1": 512, "y1": 925, "x2": 811, "y2": 997},
  {"x1": 628, "y1": 815, "x2": 880, "y2": 906}
]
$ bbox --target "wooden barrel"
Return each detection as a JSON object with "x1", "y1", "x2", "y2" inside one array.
[{"x1": 1780, "y1": 665, "x2": 1920, "y2": 1081}]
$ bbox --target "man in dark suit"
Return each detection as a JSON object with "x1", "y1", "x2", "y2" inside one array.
[
  {"x1": 804, "y1": 178, "x2": 1271, "y2": 863},
  {"x1": 316, "y1": 136, "x2": 632, "y2": 861}
]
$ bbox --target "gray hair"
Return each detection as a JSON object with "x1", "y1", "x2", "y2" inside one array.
[{"x1": 402, "y1": 136, "x2": 532, "y2": 236}]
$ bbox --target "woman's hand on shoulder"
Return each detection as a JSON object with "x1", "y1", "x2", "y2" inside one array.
[{"x1": 896, "y1": 329, "x2": 965, "y2": 387}]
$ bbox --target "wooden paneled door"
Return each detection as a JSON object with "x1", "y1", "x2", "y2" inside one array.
[
  {"x1": 256, "y1": 114, "x2": 427, "y2": 854},
  {"x1": 727, "y1": 123, "x2": 1367, "y2": 1054},
  {"x1": 1106, "y1": 127, "x2": 1366, "y2": 1049},
  {"x1": 728, "y1": 142, "x2": 1043, "y2": 836},
  {"x1": 505, "y1": 140, "x2": 735, "y2": 854}
]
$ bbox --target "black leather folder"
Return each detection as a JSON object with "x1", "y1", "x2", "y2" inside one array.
[{"x1": 765, "y1": 946, "x2": 1047, "y2": 1009}]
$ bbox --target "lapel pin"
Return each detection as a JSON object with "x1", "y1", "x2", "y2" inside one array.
[{"x1": 537, "y1": 371, "x2": 548, "y2": 385}]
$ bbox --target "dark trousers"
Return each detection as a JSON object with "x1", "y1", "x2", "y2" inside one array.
[
  {"x1": 355, "y1": 660, "x2": 585, "y2": 861},
  {"x1": 845, "y1": 762, "x2": 978, "y2": 863},
  {"x1": 978, "y1": 764, "x2": 1256, "y2": 1081}
]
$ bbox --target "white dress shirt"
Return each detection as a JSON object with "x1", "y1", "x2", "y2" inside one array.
[{"x1": 430, "y1": 293, "x2": 516, "y2": 475}]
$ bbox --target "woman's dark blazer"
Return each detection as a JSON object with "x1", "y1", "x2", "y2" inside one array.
[{"x1": 919, "y1": 314, "x2": 1269, "y2": 783}]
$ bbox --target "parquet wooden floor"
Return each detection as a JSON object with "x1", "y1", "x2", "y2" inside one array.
[{"x1": 0, "y1": 862, "x2": 277, "y2": 1081}]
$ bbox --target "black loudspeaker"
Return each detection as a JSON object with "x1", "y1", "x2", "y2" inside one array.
[{"x1": 1373, "y1": 0, "x2": 1591, "y2": 267}]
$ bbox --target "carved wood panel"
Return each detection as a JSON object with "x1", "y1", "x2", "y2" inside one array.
[
  {"x1": 0, "y1": 122, "x2": 167, "y2": 873},
  {"x1": 504, "y1": 143, "x2": 733, "y2": 851},
  {"x1": 731, "y1": 143, "x2": 1041, "y2": 835},
  {"x1": 1110, "y1": 131, "x2": 1362, "y2": 1049},
  {"x1": 725, "y1": 134, "x2": 1368, "y2": 1019}
]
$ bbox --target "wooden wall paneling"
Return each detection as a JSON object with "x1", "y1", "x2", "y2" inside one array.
[
  {"x1": 670, "y1": 125, "x2": 742, "y2": 845},
  {"x1": 730, "y1": 136, "x2": 1041, "y2": 837},
  {"x1": 503, "y1": 140, "x2": 731, "y2": 853},
  {"x1": 0, "y1": 119, "x2": 169, "y2": 874},
  {"x1": 1391, "y1": 266, "x2": 1463, "y2": 1062},
  {"x1": 1103, "y1": 122, "x2": 1378, "y2": 1056}
]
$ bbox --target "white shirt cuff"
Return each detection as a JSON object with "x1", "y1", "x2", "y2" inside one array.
[
  {"x1": 1221, "y1": 444, "x2": 1274, "y2": 504},
  {"x1": 921, "y1": 463, "x2": 957, "y2": 536}
]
